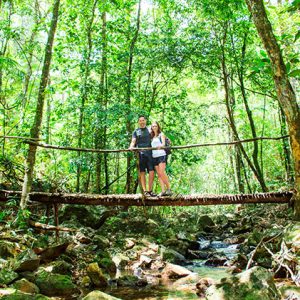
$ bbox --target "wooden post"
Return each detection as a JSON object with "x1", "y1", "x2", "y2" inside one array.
[
  {"x1": 53, "y1": 204, "x2": 59, "y2": 241},
  {"x1": 46, "y1": 204, "x2": 51, "y2": 224}
]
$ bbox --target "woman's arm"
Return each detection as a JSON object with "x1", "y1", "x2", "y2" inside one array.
[{"x1": 160, "y1": 133, "x2": 166, "y2": 147}]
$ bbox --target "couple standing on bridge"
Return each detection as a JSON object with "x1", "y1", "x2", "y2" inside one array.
[{"x1": 129, "y1": 115, "x2": 173, "y2": 197}]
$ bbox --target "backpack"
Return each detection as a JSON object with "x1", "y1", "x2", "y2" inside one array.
[{"x1": 159, "y1": 134, "x2": 172, "y2": 155}]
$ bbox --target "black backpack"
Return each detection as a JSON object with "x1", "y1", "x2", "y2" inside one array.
[{"x1": 159, "y1": 134, "x2": 171, "y2": 155}]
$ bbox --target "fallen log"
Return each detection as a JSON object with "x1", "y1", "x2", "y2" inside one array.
[
  {"x1": 0, "y1": 190, "x2": 21, "y2": 202},
  {"x1": 26, "y1": 191, "x2": 293, "y2": 206},
  {"x1": 0, "y1": 190, "x2": 293, "y2": 206},
  {"x1": 28, "y1": 219, "x2": 77, "y2": 232}
]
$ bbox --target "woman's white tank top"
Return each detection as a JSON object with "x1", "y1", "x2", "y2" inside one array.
[{"x1": 151, "y1": 134, "x2": 166, "y2": 158}]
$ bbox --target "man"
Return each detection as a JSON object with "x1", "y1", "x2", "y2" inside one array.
[{"x1": 129, "y1": 115, "x2": 156, "y2": 196}]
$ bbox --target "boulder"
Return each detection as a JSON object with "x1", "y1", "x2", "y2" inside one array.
[
  {"x1": 35, "y1": 270, "x2": 79, "y2": 297},
  {"x1": 12, "y1": 278, "x2": 39, "y2": 294},
  {"x1": 13, "y1": 249, "x2": 40, "y2": 272},
  {"x1": 198, "y1": 215, "x2": 215, "y2": 231},
  {"x1": 0, "y1": 241, "x2": 15, "y2": 259},
  {"x1": 164, "y1": 238, "x2": 190, "y2": 256},
  {"x1": 172, "y1": 273, "x2": 200, "y2": 288},
  {"x1": 204, "y1": 254, "x2": 227, "y2": 267},
  {"x1": 99, "y1": 257, "x2": 117, "y2": 276},
  {"x1": 44, "y1": 260, "x2": 72, "y2": 275},
  {"x1": 161, "y1": 248, "x2": 186, "y2": 264},
  {"x1": 75, "y1": 232, "x2": 92, "y2": 244},
  {"x1": 115, "y1": 275, "x2": 147, "y2": 287},
  {"x1": 86, "y1": 262, "x2": 108, "y2": 288},
  {"x1": 36, "y1": 242, "x2": 69, "y2": 263},
  {"x1": 196, "y1": 277, "x2": 215, "y2": 298},
  {"x1": 83, "y1": 290, "x2": 122, "y2": 300},
  {"x1": 124, "y1": 238, "x2": 136, "y2": 250},
  {"x1": 93, "y1": 235, "x2": 110, "y2": 249},
  {"x1": 205, "y1": 266, "x2": 280, "y2": 300},
  {"x1": 112, "y1": 253, "x2": 129, "y2": 269},
  {"x1": 161, "y1": 263, "x2": 192, "y2": 280},
  {"x1": 0, "y1": 290, "x2": 50, "y2": 300},
  {"x1": 139, "y1": 254, "x2": 152, "y2": 268}
]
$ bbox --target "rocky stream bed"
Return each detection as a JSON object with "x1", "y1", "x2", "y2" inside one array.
[{"x1": 0, "y1": 203, "x2": 299, "y2": 299}]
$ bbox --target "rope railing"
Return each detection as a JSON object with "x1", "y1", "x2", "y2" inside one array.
[
  {"x1": 19, "y1": 135, "x2": 290, "y2": 153},
  {"x1": 0, "y1": 135, "x2": 41, "y2": 141}
]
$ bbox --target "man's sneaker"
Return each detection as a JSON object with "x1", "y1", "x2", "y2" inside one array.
[
  {"x1": 165, "y1": 189, "x2": 173, "y2": 196},
  {"x1": 144, "y1": 191, "x2": 157, "y2": 197},
  {"x1": 148, "y1": 191, "x2": 157, "y2": 197}
]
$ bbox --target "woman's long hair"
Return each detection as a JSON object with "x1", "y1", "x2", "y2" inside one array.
[{"x1": 150, "y1": 121, "x2": 162, "y2": 139}]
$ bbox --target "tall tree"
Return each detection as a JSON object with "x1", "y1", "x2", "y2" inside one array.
[
  {"x1": 20, "y1": 0, "x2": 61, "y2": 209},
  {"x1": 245, "y1": 0, "x2": 300, "y2": 218},
  {"x1": 77, "y1": 0, "x2": 98, "y2": 192},
  {"x1": 125, "y1": 0, "x2": 142, "y2": 193}
]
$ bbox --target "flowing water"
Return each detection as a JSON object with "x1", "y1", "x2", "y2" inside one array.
[{"x1": 99, "y1": 240, "x2": 239, "y2": 300}]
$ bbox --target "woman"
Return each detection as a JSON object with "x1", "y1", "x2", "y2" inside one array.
[{"x1": 151, "y1": 121, "x2": 172, "y2": 196}]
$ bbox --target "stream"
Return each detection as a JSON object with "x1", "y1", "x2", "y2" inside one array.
[{"x1": 101, "y1": 239, "x2": 240, "y2": 300}]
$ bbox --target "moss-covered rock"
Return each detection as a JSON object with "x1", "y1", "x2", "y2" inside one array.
[
  {"x1": 12, "y1": 278, "x2": 39, "y2": 294},
  {"x1": 0, "y1": 289, "x2": 50, "y2": 299},
  {"x1": 98, "y1": 257, "x2": 116, "y2": 276},
  {"x1": 35, "y1": 270, "x2": 79, "y2": 297},
  {"x1": 205, "y1": 266, "x2": 280, "y2": 300},
  {"x1": 0, "y1": 269, "x2": 19, "y2": 285},
  {"x1": 197, "y1": 215, "x2": 215, "y2": 231},
  {"x1": 115, "y1": 275, "x2": 147, "y2": 287},
  {"x1": 45, "y1": 260, "x2": 72, "y2": 275},
  {"x1": 86, "y1": 262, "x2": 108, "y2": 288},
  {"x1": 0, "y1": 241, "x2": 16, "y2": 259},
  {"x1": 13, "y1": 249, "x2": 40, "y2": 272},
  {"x1": 161, "y1": 247, "x2": 186, "y2": 264},
  {"x1": 93, "y1": 235, "x2": 110, "y2": 249}
]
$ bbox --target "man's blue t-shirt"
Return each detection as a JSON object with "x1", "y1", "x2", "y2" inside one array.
[{"x1": 132, "y1": 127, "x2": 151, "y2": 153}]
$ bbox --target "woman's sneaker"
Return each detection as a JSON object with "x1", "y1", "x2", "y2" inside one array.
[
  {"x1": 165, "y1": 189, "x2": 173, "y2": 196},
  {"x1": 159, "y1": 191, "x2": 167, "y2": 197}
]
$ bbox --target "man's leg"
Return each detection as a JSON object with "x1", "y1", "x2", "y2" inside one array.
[{"x1": 140, "y1": 171, "x2": 146, "y2": 192}]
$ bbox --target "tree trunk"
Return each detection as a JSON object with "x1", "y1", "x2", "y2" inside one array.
[
  {"x1": 77, "y1": 0, "x2": 97, "y2": 192},
  {"x1": 125, "y1": 0, "x2": 142, "y2": 193},
  {"x1": 278, "y1": 105, "x2": 294, "y2": 183},
  {"x1": 237, "y1": 31, "x2": 266, "y2": 189},
  {"x1": 220, "y1": 23, "x2": 268, "y2": 192},
  {"x1": 21, "y1": 0, "x2": 42, "y2": 123},
  {"x1": 20, "y1": 0, "x2": 60, "y2": 209},
  {"x1": 245, "y1": 0, "x2": 300, "y2": 219},
  {"x1": 101, "y1": 11, "x2": 109, "y2": 194}
]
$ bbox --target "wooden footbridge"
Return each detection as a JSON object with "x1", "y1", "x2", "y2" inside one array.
[
  {"x1": 0, "y1": 190, "x2": 293, "y2": 206},
  {"x1": 0, "y1": 135, "x2": 294, "y2": 209}
]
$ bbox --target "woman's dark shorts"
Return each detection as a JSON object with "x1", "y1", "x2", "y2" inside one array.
[
  {"x1": 153, "y1": 155, "x2": 167, "y2": 166},
  {"x1": 139, "y1": 152, "x2": 154, "y2": 172}
]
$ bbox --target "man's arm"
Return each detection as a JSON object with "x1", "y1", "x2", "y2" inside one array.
[{"x1": 129, "y1": 137, "x2": 137, "y2": 149}]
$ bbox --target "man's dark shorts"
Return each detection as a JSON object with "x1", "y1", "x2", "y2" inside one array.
[
  {"x1": 139, "y1": 151, "x2": 154, "y2": 172},
  {"x1": 153, "y1": 155, "x2": 167, "y2": 166}
]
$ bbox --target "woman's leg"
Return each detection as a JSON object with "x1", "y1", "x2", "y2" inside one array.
[
  {"x1": 155, "y1": 165, "x2": 165, "y2": 192},
  {"x1": 158, "y1": 162, "x2": 171, "y2": 189}
]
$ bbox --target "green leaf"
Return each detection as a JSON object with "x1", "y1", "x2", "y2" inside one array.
[
  {"x1": 289, "y1": 69, "x2": 300, "y2": 77},
  {"x1": 294, "y1": 30, "x2": 300, "y2": 42}
]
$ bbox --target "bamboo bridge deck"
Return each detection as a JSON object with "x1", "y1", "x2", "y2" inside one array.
[{"x1": 0, "y1": 190, "x2": 293, "y2": 206}]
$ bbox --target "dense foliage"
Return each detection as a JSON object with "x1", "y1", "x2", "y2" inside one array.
[{"x1": 0, "y1": 0, "x2": 299, "y2": 195}]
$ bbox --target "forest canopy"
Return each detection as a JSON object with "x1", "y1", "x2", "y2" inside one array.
[{"x1": 0, "y1": 0, "x2": 299, "y2": 197}]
